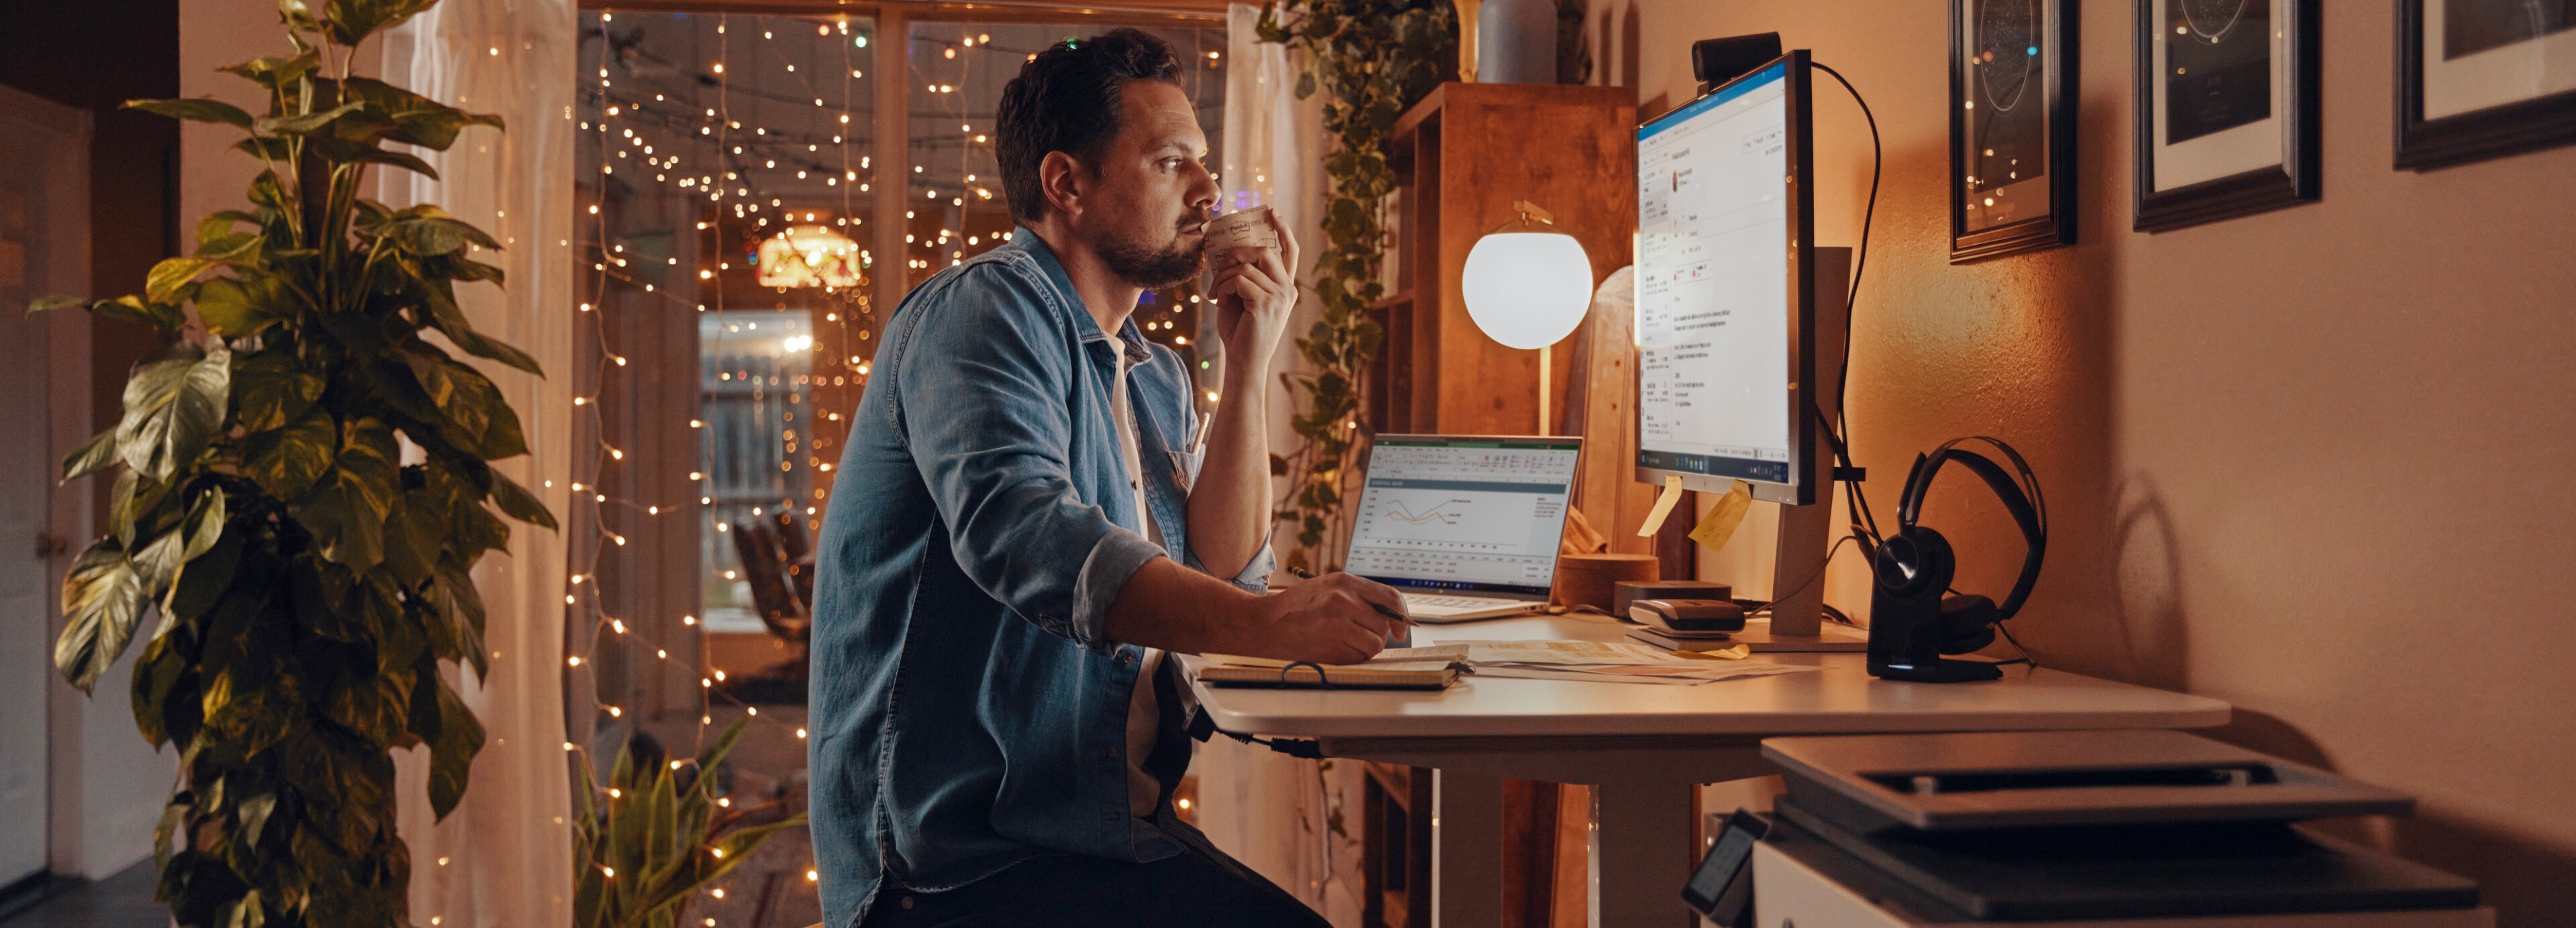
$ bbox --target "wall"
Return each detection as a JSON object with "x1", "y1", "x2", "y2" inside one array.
[
  {"x1": 1582, "y1": 1, "x2": 2576, "y2": 923},
  {"x1": 0, "y1": 0, "x2": 183, "y2": 881}
]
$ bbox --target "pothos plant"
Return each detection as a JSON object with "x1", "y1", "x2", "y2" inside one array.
[
  {"x1": 35, "y1": 1, "x2": 556, "y2": 925},
  {"x1": 1256, "y1": 0, "x2": 1456, "y2": 572}
]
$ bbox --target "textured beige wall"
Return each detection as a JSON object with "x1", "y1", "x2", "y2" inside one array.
[{"x1": 1593, "y1": 0, "x2": 2576, "y2": 923}]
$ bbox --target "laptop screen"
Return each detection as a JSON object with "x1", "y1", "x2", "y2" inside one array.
[{"x1": 1344, "y1": 435, "x2": 1584, "y2": 597}]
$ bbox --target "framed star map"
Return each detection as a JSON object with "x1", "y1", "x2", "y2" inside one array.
[
  {"x1": 1951, "y1": 0, "x2": 2078, "y2": 262},
  {"x1": 2133, "y1": 0, "x2": 2320, "y2": 232},
  {"x1": 2396, "y1": 0, "x2": 2576, "y2": 170}
]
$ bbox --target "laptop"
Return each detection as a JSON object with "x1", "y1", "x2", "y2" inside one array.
[{"x1": 1342, "y1": 434, "x2": 1584, "y2": 623}]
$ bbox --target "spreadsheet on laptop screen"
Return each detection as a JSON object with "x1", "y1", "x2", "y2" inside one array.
[{"x1": 1345, "y1": 438, "x2": 1582, "y2": 595}]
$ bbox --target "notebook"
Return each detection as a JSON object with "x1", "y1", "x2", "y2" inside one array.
[{"x1": 1195, "y1": 650, "x2": 1467, "y2": 690}]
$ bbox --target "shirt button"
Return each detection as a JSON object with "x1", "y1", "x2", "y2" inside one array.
[{"x1": 900, "y1": 896, "x2": 914, "y2": 910}]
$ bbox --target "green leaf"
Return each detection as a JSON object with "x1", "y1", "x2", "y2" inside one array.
[
  {"x1": 146, "y1": 257, "x2": 216, "y2": 303},
  {"x1": 402, "y1": 352, "x2": 525, "y2": 459},
  {"x1": 322, "y1": 0, "x2": 440, "y2": 47},
  {"x1": 28, "y1": 294, "x2": 88, "y2": 312},
  {"x1": 72, "y1": 294, "x2": 190, "y2": 335},
  {"x1": 432, "y1": 559, "x2": 487, "y2": 677},
  {"x1": 166, "y1": 528, "x2": 243, "y2": 626},
  {"x1": 182, "y1": 489, "x2": 228, "y2": 561},
  {"x1": 254, "y1": 101, "x2": 363, "y2": 136},
  {"x1": 232, "y1": 351, "x2": 325, "y2": 434},
  {"x1": 55, "y1": 539, "x2": 144, "y2": 693},
  {"x1": 243, "y1": 410, "x2": 334, "y2": 500},
  {"x1": 484, "y1": 470, "x2": 556, "y2": 530},
  {"x1": 427, "y1": 679, "x2": 482, "y2": 819},
  {"x1": 191, "y1": 274, "x2": 288, "y2": 337},
  {"x1": 334, "y1": 76, "x2": 502, "y2": 152},
  {"x1": 290, "y1": 417, "x2": 399, "y2": 570},
  {"x1": 417, "y1": 280, "x2": 543, "y2": 375},
  {"x1": 62, "y1": 428, "x2": 119, "y2": 482},
  {"x1": 218, "y1": 50, "x2": 320, "y2": 93},
  {"x1": 125, "y1": 97, "x2": 256, "y2": 128},
  {"x1": 379, "y1": 492, "x2": 437, "y2": 587},
  {"x1": 131, "y1": 526, "x2": 186, "y2": 595},
  {"x1": 350, "y1": 146, "x2": 438, "y2": 179},
  {"x1": 114, "y1": 341, "x2": 231, "y2": 483}
]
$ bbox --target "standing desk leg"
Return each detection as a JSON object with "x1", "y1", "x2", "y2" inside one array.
[
  {"x1": 1433, "y1": 768, "x2": 1505, "y2": 928},
  {"x1": 1591, "y1": 781, "x2": 1696, "y2": 928}
]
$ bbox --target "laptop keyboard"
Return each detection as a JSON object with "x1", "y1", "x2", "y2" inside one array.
[{"x1": 1403, "y1": 594, "x2": 1513, "y2": 610}]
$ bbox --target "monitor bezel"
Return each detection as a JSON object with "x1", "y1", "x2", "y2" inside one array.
[
  {"x1": 1346, "y1": 433, "x2": 1586, "y2": 599},
  {"x1": 1631, "y1": 50, "x2": 1819, "y2": 507}
]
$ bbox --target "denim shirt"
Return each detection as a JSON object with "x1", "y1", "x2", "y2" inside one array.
[{"x1": 807, "y1": 231, "x2": 1273, "y2": 928}]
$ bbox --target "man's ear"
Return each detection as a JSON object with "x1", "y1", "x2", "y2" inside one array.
[{"x1": 1038, "y1": 150, "x2": 1087, "y2": 221}]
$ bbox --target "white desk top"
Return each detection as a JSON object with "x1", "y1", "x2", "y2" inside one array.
[{"x1": 1185, "y1": 616, "x2": 2231, "y2": 740}]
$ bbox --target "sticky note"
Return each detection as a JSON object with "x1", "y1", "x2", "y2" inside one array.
[
  {"x1": 1636, "y1": 474, "x2": 1686, "y2": 537},
  {"x1": 1688, "y1": 479, "x2": 1754, "y2": 553}
]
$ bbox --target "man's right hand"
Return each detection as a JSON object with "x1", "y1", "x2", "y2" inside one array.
[{"x1": 1242, "y1": 572, "x2": 1409, "y2": 665}]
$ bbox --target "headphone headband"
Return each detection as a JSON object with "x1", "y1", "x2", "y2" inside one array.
[{"x1": 1893, "y1": 437, "x2": 2048, "y2": 620}]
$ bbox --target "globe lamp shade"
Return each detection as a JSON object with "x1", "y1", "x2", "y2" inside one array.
[{"x1": 1461, "y1": 231, "x2": 1593, "y2": 349}]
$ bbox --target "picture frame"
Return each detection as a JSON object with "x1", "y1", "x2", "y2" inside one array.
[
  {"x1": 2395, "y1": 0, "x2": 2576, "y2": 170},
  {"x1": 1951, "y1": 0, "x2": 2080, "y2": 262},
  {"x1": 2132, "y1": 0, "x2": 2320, "y2": 233}
]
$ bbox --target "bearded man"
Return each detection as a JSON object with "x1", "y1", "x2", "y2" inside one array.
[{"x1": 806, "y1": 27, "x2": 1404, "y2": 928}]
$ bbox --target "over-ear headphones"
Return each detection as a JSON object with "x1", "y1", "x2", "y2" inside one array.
[{"x1": 1867, "y1": 437, "x2": 2047, "y2": 683}]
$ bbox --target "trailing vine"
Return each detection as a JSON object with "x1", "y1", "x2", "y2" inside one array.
[{"x1": 1256, "y1": 0, "x2": 1456, "y2": 573}]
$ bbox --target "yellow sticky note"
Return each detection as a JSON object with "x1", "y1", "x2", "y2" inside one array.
[
  {"x1": 1688, "y1": 479, "x2": 1755, "y2": 553},
  {"x1": 1635, "y1": 474, "x2": 1686, "y2": 537},
  {"x1": 1699, "y1": 643, "x2": 1753, "y2": 660}
]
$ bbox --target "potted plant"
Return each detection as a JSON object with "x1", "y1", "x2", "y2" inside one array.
[{"x1": 36, "y1": 1, "x2": 555, "y2": 924}]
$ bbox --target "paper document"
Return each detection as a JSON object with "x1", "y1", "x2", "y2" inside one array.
[
  {"x1": 1439, "y1": 640, "x2": 1820, "y2": 685},
  {"x1": 1470, "y1": 663, "x2": 1816, "y2": 685}
]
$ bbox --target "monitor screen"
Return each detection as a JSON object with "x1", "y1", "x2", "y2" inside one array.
[
  {"x1": 1344, "y1": 437, "x2": 1583, "y2": 597},
  {"x1": 1635, "y1": 57, "x2": 1805, "y2": 491}
]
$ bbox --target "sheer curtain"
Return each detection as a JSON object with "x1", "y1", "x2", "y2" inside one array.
[
  {"x1": 1196, "y1": 5, "x2": 1364, "y2": 922},
  {"x1": 379, "y1": 2, "x2": 580, "y2": 925}
]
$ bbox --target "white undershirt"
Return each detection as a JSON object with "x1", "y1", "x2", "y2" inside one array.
[{"x1": 1111, "y1": 351, "x2": 1166, "y2": 817}]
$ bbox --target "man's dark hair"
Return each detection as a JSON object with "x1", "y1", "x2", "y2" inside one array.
[{"x1": 994, "y1": 29, "x2": 1185, "y2": 223}]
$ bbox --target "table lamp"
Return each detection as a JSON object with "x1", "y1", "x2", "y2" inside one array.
[{"x1": 1461, "y1": 200, "x2": 1593, "y2": 434}]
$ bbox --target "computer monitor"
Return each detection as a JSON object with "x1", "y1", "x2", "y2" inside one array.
[
  {"x1": 1633, "y1": 50, "x2": 1821, "y2": 506},
  {"x1": 1343, "y1": 434, "x2": 1584, "y2": 600}
]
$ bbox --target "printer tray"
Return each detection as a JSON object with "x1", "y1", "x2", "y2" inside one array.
[{"x1": 1774, "y1": 799, "x2": 2479, "y2": 921}]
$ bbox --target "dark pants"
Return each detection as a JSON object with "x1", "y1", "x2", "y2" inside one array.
[{"x1": 857, "y1": 819, "x2": 1328, "y2": 928}]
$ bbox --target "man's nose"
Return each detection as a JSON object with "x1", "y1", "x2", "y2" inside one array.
[{"x1": 1187, "y1": 162, "x2": 1219, "y2": 210}]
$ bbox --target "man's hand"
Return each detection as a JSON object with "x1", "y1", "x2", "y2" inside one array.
[
  {"x1": 1240, "y1": 572, "x2": 1408, "y2": 665},
  {"x1": 1212, "y1": 211, "x2": 1301, "y2": 372}
]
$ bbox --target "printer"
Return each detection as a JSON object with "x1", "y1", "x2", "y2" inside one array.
[{"x1": 1742, "y1": 730, "x2": 2490, "y2": 927}]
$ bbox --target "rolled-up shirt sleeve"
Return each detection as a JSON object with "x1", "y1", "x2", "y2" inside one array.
[{"x1": 895, "y1": 270, "x2": 1156, "y2": 652}]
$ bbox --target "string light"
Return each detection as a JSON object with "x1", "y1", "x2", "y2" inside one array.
[{"x1": 555, "y1": 19, "x2": 1225, "y2": 923}]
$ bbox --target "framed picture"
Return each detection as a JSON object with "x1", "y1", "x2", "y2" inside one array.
[
  {"x1": 1951, "y1": 0, "x2": 2079, "y2": 262},
  {"x1": 2396, "y1": 0, "x2": 2576, "y2": 170},
  {"x1": 2132, "y1": 0, "x2": 2320, "y2": 233}
]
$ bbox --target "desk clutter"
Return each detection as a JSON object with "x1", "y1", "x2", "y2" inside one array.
[{"x1": 1197, "y1": 640, "x2": 1820, "y2": 689}]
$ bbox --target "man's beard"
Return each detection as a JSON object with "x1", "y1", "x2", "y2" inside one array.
[{"x1": 1097, "y1": 224, "x2": 1203, "y2": 288}]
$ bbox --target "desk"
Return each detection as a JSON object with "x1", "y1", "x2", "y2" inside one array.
[{"x1": 1184, "y1": 616, "x2": 2231, "y2": 927}]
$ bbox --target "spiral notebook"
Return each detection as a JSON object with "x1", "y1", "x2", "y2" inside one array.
[{"x1": 1194, "y1": 648, "x2": 1467, "y2": 690}]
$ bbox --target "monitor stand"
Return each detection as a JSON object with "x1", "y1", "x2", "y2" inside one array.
[{"x1": 1746, "y1": 247, "x2": 1862, "y2": 652}]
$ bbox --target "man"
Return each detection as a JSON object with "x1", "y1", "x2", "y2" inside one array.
[{"x1": 808, "y1": 28, "x2": 1406, "y2": 928}]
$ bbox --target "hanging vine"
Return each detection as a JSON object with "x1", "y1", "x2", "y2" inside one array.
[{"x1": 1256, "y1": 0, "x2": 1456, "y2": 573}]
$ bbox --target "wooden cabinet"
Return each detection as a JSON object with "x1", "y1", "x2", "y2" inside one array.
[{"x1": 1373, "y1": 83, "x2": 1638, "y2": 438}]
